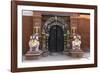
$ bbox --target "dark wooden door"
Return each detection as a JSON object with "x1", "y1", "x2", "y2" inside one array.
[{"x1": 48, "y1": 25, "x2": 64, "y2": 52}]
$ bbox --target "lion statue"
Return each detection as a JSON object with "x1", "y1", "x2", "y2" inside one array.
[{"x1": 29, "y1": 33, "x2": 39, "y2": 52}]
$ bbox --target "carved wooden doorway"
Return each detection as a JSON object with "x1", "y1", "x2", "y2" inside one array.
[
  {"x1": 48, "y1": 25, "x2": 64, "y2": 53},
  {"x1": 42, "y1": 16, "x2": 70, "y2": 54}
]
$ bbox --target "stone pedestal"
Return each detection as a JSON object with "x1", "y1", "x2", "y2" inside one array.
[
  {"x1": 63, "y1": 49, "x2": 71, "y2": 56},
  {"x1": 70, "y1": 49, "x2": 84, "y2": 58},
  {"x1": 25, "y1": 50, "x2": 43, "y2": 60},
  {"x1": 42, "y1": 51, "x2": 49, "y2": 57}
]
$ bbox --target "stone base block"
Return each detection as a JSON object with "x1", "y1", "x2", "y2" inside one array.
[
  {"x1": 70, "y1": 49, "x2": 84, "y2": 58},
  {"x1": 42, "y1": 52, "x2": 49, "y2": 57},
  {"x1": 25, "y1": 50, "x2": 42, "y2": 60}
]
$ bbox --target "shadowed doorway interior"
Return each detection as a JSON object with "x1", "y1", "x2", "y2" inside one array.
[{"x1": 48, "y1": 25, "x2": 64, "y2": 53}]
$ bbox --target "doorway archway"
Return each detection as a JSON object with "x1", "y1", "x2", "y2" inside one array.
[{"x1": 42, "y1": 16, "x2": 68, "y2": 53}]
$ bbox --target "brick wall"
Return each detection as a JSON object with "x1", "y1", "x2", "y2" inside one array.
[
  {"x1": 22, "y1": 16, "x2": 33, "y2": 54},
  {"x1": 77, "y1": 15, "x2": 90, "y2": 51}
]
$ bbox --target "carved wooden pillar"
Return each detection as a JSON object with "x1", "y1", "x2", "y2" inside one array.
[
  {"x1": 70, "y1": 13, "x2": 79, "y2": 35},
  {"x1": 33, "y1": 11, "x2": 42, "y2": 35},
  {"x1": 33, "y1": 11, "x2": 42, "y2": 50},
  {"x1": 64, "y1": 13, "x2": 79, "y2": 54}
]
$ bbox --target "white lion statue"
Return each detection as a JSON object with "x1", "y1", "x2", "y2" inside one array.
[
  {"x1": 29, "y1": 33, "x2": 40, "y2": 52},
  {"x1": 72, "y1": 34, "x2": 81, "y2": 50}
]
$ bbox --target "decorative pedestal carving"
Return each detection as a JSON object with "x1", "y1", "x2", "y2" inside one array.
[
  {"x1": 63, "y1": 49, "x2": 71, "y2": 56},
  {"x1": 42, "y1": 49, "x2": 49, "y2": 57},
  {"x1": 25, "y1": 51, "x2": 43, "y2": 60},
  {"x1": 70, "y1": 49, "x2": 84, "y2": 58}
]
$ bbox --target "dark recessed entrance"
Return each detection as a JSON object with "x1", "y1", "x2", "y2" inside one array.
[{"x1": 48, "y1": 25, "x2": 64, "y2": 53}]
